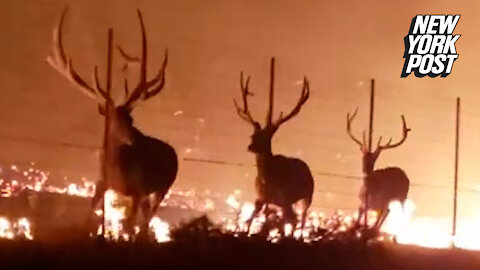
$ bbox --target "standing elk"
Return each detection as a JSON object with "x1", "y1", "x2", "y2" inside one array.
[
  {"x1": 346, "y1": 108, "x2": 410, "y2": 231},
  {"x1": 234, "y1": 58, "x2": 314, "y2": 232},
  {"x1": 47, "y1": 9, "x2": 178, "y2": 231}
]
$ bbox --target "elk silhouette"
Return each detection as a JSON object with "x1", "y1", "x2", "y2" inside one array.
[
  {"x1": 47, "y1": 9, "x2": 178, "y2": 230},
  {"x1": 346, "y1": 108, "x2": 410, "y2": 230},
  {"x1": 234, "y1": 58, "x2": 314, "y2": 232}
]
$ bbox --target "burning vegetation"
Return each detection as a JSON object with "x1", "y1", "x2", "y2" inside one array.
[{"x1": 1, "y1": 161, "x2": 480, "y2": 251}]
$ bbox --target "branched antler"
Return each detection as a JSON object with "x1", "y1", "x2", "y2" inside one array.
[
  {"x1": 119, "y1": 10, "x2": 168, "y2": 109},
  {"x1": 347, "y1": 108, "x2": 367, "y2": 152},
  {"x1": 376, "y1": 115, "x2": 411, "y2": 151},
  {"x1": 347, "y1": 107, "x2": 410, "y2": 154},
  {"x1": 234, "y1": 72, "x2": 260, "y2": 129},
  {"x1": 234, "y1": 57, "x2": 310, "y2": 131},
  {"x1": 47, "y1": 7, "x2": 113, "y2": 105},
  {"x1": 272, "y1": 76, "x2": 310, "y2": 127}
]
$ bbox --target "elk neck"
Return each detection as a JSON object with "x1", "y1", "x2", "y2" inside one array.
[
  {"x1": 254, "y1": 148, "x2": 273, "y2": 179},
  {"x1": 102, "y1": 137, "x2": 120, "y2": 168},
  {"x1": 102, "y1": 125, "x2": 137, "y2": 166},
  {"x1": 362, "y1": 151, "x2": 378, "y2": 181}
]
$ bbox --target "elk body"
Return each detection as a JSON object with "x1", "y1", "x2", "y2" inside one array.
[
  {"x1": 47, "y1": 9, "x2": 178, "y2": 230},
  {"x1": 234, "y1": 58, "x2": 314, "y2": 231},
  {"x1": 347, "y1": 108, "x2": 410, "y2": 230}
]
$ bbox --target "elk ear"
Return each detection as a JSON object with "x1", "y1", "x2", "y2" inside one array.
[{"x1": 97, "y1": 104, "x2": 106, "y2": 116}]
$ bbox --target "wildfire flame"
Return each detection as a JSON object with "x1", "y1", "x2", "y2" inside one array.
[
  {"x1": 95, "y1": 190, "x2": 128, "y2": 241},
  {"x1": 1, "y1": 162, "x2": 480, "y2": 250},
  {"x1": 0, "y1": 216, "x2": 33, "y2": 240},
  {"x1": 149, "y1": 217, "x2": 170, "y2": 243}
]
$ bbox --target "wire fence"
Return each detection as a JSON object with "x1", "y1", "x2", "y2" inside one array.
[
  {"x1": 182, "y1": 157, "x2": 480, "y2": 195},
  {"x1": 0, "y1": 134, "x2": 478, "y2": 215},
  {"x1": 1, "y1": 133, "x2": 478, "y2": 192}
]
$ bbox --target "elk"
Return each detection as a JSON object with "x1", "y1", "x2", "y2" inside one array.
[
  {"x1": 234, "y1": 58, "x2": 314, "y2": 232},
  {"x1": 346, "y1": 108, "x2": 410, "y2": 231},
  {"x1": 46, "y1": 9, "x2": 178, "y2": 231}
]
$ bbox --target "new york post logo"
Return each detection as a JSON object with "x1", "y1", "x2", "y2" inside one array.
[{"x1": 401, "y1": 15, "x2": 460, "y2": 78}]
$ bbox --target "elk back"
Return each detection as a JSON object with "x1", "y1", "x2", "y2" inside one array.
[
  {"x1": 260, "y1": 155, "x2": 314, "y2": 206},
  {"x1": 119, "y1": 130, "x2": 178, "y2": 196},
  {"x1": 361, "y1": 167, "x2": 409, "y2": 210}
]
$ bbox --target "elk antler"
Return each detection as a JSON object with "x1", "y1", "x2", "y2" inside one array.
[
  {"x1": 235, "y1": 57, "x2": 310, "y2": 130},
  {"x1": 376, "y1": 115, "x2": 411, "y2": 151},
  {"x1": 263, "y1": 58, "x2": 310, "y2": 128},
  {"x1": 347, "y1": 108, "x2": 367, "y2": 152},
  {"x1": 120, "y1": 10, "x2": 168, "y2": 109},
  {"x1": 257, "y1": 57, "x2": 310, "y2": 128},
  {"x1": 46, "y1": 8, "x2": 113, "y2": 105},
  {"x1": 234, "y1": 71, "x2": 260, "y2": 129},
  {"x1": 272, "y1": 76, "x2": 310, "y2": 127}
]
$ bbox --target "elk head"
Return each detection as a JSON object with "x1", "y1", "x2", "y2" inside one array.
[
  {"x1": 46, "y1": 8, "x2": 168, "y2": 145},
  {"x1": 234, "y1": 58, "x2": 310, "y2": 155},
  {"x1": 346, "y1": 108, "x2": 411, "y2": 176}
]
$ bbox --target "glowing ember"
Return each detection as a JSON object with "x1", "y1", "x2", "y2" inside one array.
[
  {"x1": 0, "y1": 217, "x2": 33, "y2": 240},
  {"x1": 149, "y1": 217, "x2": 171, "y2": 243},
  {"x1": 284, "y1": 223, "x2": 293, "y2": 237},
  {"x1": 66, "y1": 181, "x2": 95, "y2": 197},
  {"x1": 268, "y1": 228, "x2": 280, "y2": 243},
  {"x1": 0, "y1": 217, "x2": 13, "y2": 239},
  {"x1": 226, "y1": 194, "x2": 241, "y2": 210},
  {"x1": 96, "y1": 190, "x2": 127, "y2": 241},
  {"x1": 16, "y1": 218, "x2": 33, "y2": 240}
]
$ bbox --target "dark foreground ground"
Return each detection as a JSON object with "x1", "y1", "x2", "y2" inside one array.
[
  {"x1": 1, "y1": 236, "x2": 480, "y2": 270},
  {"x1": 2, "y1": 193, "x2": 480, "y2": 270}
]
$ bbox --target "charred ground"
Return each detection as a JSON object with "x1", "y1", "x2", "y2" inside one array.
[{"x1": 1, "y1": 234, "x2": 480, "y2": 270}]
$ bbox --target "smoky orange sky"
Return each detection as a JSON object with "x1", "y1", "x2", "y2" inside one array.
[{"x1": 0, "y1": 0, "x2": 479, "y2": 218}]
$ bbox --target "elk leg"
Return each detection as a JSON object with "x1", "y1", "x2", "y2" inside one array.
[
  {"x1": 300, "y1": 207, "x2": 308, "y2": 237},
  {"x1": 300, "y1": 198, "x2": 312, "y2": 236},
  {"x1": 85, "y1": 181, "x2": 107, "y2": 232},
  {"x1": 139, "y1": 198, "x2": 151, "y2": 237},
  {"x1": 150, "y1": 191, "x2": 168, "y2": 219},
  {"x1": 300, "y1": 211, "x2": 307, "y2": 238},
  {"x1": 282, "y1": 205, "x2": 296, "y2": 236},
  {"x1": 90, "y1": 181, "x2": 107, "y2": 212},
  {"x1": 140, "y1": 198, "x2": 152, "y2": 222},
  {"x1": 264, "y1": 203, "x2": 270, "y2": 217},
  {"x1": 372, "y1": 208, "x2": 385, "y2": 231},
  {"x1": 125, "y1": 196, "x2": 140, "y2": 235},
  {"x1": 375, "y1": 209, "x2": 390, "y2": 231},
  {"x1": 283, "y1": 206, "x2": 296, "y2": 222},
  {"x1": 355, "y1": 206, "x2": 365, "y2": 228},
  {"x1": 247, "y1": 200, "x2": 264, "y2": 233}
]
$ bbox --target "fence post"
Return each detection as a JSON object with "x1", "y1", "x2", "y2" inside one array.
[{"x1": 452, "y1": 97, "x2": 460, "y2": 243}]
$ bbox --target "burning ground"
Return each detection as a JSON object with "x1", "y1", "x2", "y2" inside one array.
[
  {"x1": 0, "y1": 162, "x2": 480, "y2": 269},
  {"x1": 2, "y1": 162, "x2": 480, "y2": 249}
]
